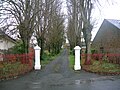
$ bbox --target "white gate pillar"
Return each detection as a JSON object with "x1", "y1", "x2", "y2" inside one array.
[
  {"x1": 34, "y1": 45, "x2": 41, "y2": 70},
  {"x1": 74, "y1": 46, "x2": 81, "y2": 70}
]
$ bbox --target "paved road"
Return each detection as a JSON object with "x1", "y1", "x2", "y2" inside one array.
[{"x1": 0, "y1": 49, "x2": 120, "y2": 90}]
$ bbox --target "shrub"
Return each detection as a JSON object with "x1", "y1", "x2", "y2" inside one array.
[
  {"x1": 8, "y1": 41, "x2": 25, "y2": 54},
  {"x1": 0, "y1": 62, "x2": 30, "y2": 79}
]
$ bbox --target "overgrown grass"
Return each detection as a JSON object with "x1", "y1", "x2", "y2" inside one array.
[
  {"x1": 69, "y1": 54, "x2": 74, "y2": 69},
  {"x1": 0, "y1": 62, "x2": 29, "y2": 79},
  {"x1": 87, "y1": 60, "x2": 120, "y2": 73}
]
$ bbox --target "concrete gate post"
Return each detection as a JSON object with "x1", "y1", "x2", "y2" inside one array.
[
  {"x1": 74, "y1": 46, "x2": 81, "y2": 70},
  {"x1": 34, "y1": 45, "x2": 41, "y2": 70}
]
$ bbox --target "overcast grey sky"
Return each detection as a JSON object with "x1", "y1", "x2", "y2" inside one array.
[
  {"x1": 91, "y1": 0, "x2": 120, "y2": 40},
  {"x1": 61, "y1": 0, "x2": 120, "y2": 40}
]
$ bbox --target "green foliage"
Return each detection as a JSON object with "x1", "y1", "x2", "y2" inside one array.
[
  {"x1": 41, "y1": 50, "x2": 61, "y2": 68},
  {"x1": 92, "y1": 61, "x2": 100, "y2": 66},
  {"x1": 91, "y1": 48, "x2": 97, "y2": 54},
  {"x1": 9, "y1": 41, "x2": 25, "y2": 54},
  {"x1": 0, "y1": 62, "x2": 29, "y2": 79},
  {"x1": 69, "y1": 49, "x2": 74, "y2": 55},
  {"x1": 69, "y1": 54, "x2": 74, "y2": 69},
  {"x1": 1, "y1": 62, "x2": 20, "y2": 75},
  {"x1": 101, "y1": 62, "x2": 119, "y2": 69},
  {"x1": 88, "y1": 61, "x2": 120, "y2": 73},
  {"x1": 41, "y1": 50, "x2": 52, "y2": 61}
]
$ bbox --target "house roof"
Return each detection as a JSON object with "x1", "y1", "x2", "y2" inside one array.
[
  {"x1": 106, "y1": 19, "x2": 120, "y2": 29},
  {"x1": 0, "y1": 30, "x2": 16, "y2": 43},
  {"x1": 92, "y1": 19, "x2": 120, "y2": 43}
]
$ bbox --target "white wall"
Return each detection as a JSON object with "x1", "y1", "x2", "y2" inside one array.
[{"x1": 0, "y1": 38, "x2": 15, "y2": 50}]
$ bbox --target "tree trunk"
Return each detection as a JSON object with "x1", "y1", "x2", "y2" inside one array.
[
  {"x1": 40, "y1": 38, "x2": 44, "y2": 60},
  {"x1": 23, "y1": 38, "x2": 29, "y2": 53},
  {"x1": 84, "y1": 30, "x2": 92, "y2": 65},
  {"x1": 85, "y1": 41, "x2": 91, "y2": 65},
  {"x1": 37, "y1": 37, "x2": 44, "y2": 60}
]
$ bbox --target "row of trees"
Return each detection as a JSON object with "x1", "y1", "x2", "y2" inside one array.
[
  {"x1": 0, "y1": 0, "x2": 114, "y2": 64},
  {"x1": 0, "y1": 0, "x2": 65, "y2": 59},
  {"x1": 66, "y1": 0, "x2": 93, "y2": 64}
]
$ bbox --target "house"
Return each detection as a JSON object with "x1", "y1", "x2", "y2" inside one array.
[
  {"x1": 92, "y1": 19, "x2": 120, "y2": 53},
  {"x1": 92, "y1": 19, "x2": 120, "y2": 64},
  {"x1": 0, "y1": 30, "x2": 16, "y2": 53}
]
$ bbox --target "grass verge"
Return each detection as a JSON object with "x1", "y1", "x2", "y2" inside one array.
[
  {"x1": 69, "y1": 51, "x2": 120, "y2": 75},
  {"x1": 83, "y1": 60, "x2": 120, "y2": 75},
  {"x1": 69, "y1": 54, "x2": 74, "y2": 69}
]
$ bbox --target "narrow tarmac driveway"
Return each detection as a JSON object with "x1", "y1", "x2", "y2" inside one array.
[{"x1": 0, "y1": 49, "x2": 120, "y2": 90}]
